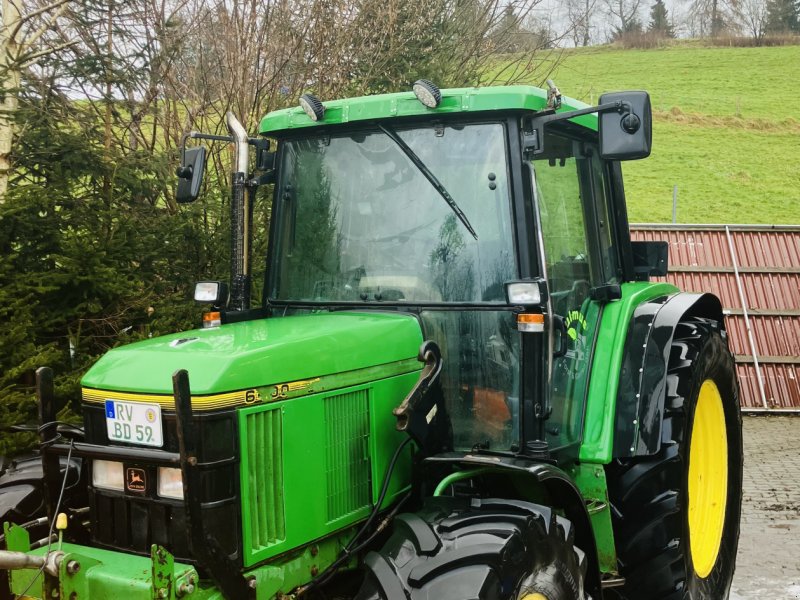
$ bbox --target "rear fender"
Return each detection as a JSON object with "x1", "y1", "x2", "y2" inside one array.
[
  {"x1": 0, "y1": 454, "x2": 86, "y2": 537},
  {"x1": 613, "y1": 292, "x2": 724, "y2": 457}
]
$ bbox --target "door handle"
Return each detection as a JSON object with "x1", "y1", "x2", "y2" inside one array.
[{"x1": 553, "y1": 314, "x2": 568, "y2": 358}]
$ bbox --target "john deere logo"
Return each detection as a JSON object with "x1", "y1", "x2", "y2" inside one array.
[{"x1": 126, "y1": 468, "x2": 147, "y2": 493}]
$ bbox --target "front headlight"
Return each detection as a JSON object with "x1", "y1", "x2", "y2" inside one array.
[
  {"x1": 92, "y1": 460, "x2": 124, "y2": 491},
  {"x1": 505, "y1": 281, "x2": 542, "y2": 305},
  {"x1": 158, "y1": 467, "x2": 184, "y2": 499}
]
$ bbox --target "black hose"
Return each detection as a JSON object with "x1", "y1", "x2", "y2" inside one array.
[
  {"x1": 17, "y1": 440, "x2": 74, "y2": 597},
  {"x1": 299, "y1": 492, "x2": 411, "y2": 594},
  {"x1": 297, "y1": 437, "x2": 414, "y2": 595},
  {"x1": 346, "y1": 436, "x2": 412, "y2": 552}
]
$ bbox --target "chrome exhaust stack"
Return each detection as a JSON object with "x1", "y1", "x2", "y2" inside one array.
[{"x1": 226, "y1": 112, "x2": 251, "y2": 312}]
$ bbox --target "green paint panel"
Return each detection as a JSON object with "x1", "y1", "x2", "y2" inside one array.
[
  {"x1": 580, "y1": 282, "x2": 679, "y2": 463},
  {"x1": 81, "y1": 312, "x2": 423, "y2": 395},
  {"x1": 6, "y1": 541, "x2": 199, "y2": 600},
  {"x1": 239, "y1": 370, "x2": 417, "y2": 568},
  {"x1": 259, "y1": 86, "x2": 597, "y2": 136},
  {"x1": 245, "y1": 529, "x2": 356, "y2": 599},
  {"x1": 324, "y1": 389, "x2": 371, "y2": 521},
  {"x1": 568, "y1": 463, "x2": 617, "y2": 575}
]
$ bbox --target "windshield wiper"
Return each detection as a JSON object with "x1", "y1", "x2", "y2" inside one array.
[{"x1": 378, "y1": 124, "x2": 478, "y2": 240}]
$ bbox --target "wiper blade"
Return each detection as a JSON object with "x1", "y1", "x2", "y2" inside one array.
[{"x1": 378, "y1": 124, "x2": 478, "y2": 240}]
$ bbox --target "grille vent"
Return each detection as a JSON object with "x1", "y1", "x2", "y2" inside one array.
[
  {"x1": 324, "y1": 389, "x2": 371, "y2": 522},
  {"x1": 246, "y1": 408, "x2": 286, "y2": 549}
]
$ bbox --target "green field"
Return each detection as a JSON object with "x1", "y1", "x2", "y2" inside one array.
[{"x1": 535, "y1": 43, "x2": 800, "y2": 224}]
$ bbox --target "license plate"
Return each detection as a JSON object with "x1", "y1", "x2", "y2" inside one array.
[{"x1": 105, "y1": 400, "x2": 163, "y2": 447}]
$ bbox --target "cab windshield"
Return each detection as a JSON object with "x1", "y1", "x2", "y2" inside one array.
[{"x1": 272, "y1": 122, "x2": 516, "y2": 304}]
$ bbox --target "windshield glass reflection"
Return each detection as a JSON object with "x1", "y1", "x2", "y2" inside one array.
[{"x1": 273, "y1": 123, "x2": 516, "y2": 303}]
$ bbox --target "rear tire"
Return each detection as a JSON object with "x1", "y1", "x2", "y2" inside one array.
[
  {"x1": 606, "y1": 318, "x2": 743, "y2": 599},
  {"x1": 355, "y1": 496, "x2": 588, "y2": 600}
]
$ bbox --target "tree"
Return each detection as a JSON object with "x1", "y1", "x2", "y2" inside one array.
[
  {"x1": 0, "y1": 0, "x2": 73, "y2": 199},
  {"x1": 737, "y1": 0, "x2": 770, "y2": 41},
  {"x1": 649, "y1": 0, "x2": 676, "y2": 35},
  {"x1": 687, "y1": 0, "x2": 738, "y2": 36},
  {"x1": 604, "y1": 0, "x2": 645, "y2": 39},
  {"x1": 566, "y1": 0, "x2": 598, "y2": 46},
  {"x1": 765, "y1": 0, "x2": 800, "y2": 31}
]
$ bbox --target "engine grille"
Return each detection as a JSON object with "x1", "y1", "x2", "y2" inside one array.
[
  {"x1": 244, "y1": 407, "x2": 286, "y2": 549},
  {"x1": 324, "y1": 389, "x2": 372, "y2": 522}
]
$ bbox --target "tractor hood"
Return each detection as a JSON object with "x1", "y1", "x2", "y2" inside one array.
[{"x1": 81, "y1": 312, "x2": 423, "y2": 396}]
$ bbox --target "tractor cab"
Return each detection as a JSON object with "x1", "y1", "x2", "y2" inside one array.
[{"x1": 258, "y1": 83, "x2": 654, "y2": 462}]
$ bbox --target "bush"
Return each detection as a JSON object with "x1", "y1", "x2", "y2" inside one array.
[
  {"x1": 710, "y1": 34, "x2": 800, "y2": 46},
  {"x1": 613, "y1": 31, "x2": 675, "y2": 49}
]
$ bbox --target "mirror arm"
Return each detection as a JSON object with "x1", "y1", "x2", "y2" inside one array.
[
  {"x1": 187, "y1": 131, "x2": 268, "y2": 148},
  {"x1": 522, "y1": 100, "x2": 635, "y2": 158}
]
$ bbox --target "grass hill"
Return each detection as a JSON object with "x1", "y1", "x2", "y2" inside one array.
[{"x1": 537, "y1": 43, "x2": 800, "y2": 224}]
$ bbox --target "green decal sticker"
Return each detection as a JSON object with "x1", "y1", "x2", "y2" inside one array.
[{"x1": 566, "y1": 309, "x2": 588, "y2": 341}]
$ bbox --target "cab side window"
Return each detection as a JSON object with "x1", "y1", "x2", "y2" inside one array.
[{"x1": 531, "y1": 131, "x2": 616, "y2": 450}]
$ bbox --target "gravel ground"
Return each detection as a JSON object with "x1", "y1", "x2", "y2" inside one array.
[{"x1": 730, "y1": 416, "x2": 800, "y2": 600}]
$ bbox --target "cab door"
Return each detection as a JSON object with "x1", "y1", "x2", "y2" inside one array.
[{"x1": 530, "y1": 130, "x2": 619, "y2": 453}]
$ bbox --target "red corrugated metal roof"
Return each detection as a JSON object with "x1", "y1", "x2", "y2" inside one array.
[
  {"x1": 662, "y1": 272, "x2": 800, "y2": 312},
  {"x1": 730, "y1": 230, "x2": 800, "y2": 269},
  {"x1": 724, "y1": 315, "x2": 800, "y2": 357},
  {"x1": 736, "y1": 364, "x2": 800, "y2": 410},
  {"x1": 631, "y1": 225, "x2": 800, "y2": 410}
]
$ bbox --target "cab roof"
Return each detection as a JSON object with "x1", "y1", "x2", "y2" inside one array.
[{"x1": 258, "y1": 84, "x2": 596, "y2": 136}]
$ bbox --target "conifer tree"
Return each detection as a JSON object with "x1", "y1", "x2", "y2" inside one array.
[
  {"x1": 765, "y1": 0, "x2": 800, "y2": 32},
  {"x1": 649, "y1": 0, "x2": 676, "y2": 36}
]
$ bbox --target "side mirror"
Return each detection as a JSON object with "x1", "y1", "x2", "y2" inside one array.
[
  {"x1": 631, "y1": 240, "x2": 668, "y2": 280},
  {"x1": 598, "y1": 91, "x2": 652, "y2": 161},
  {"x1": 176, "y1": 146, "x2": 206, "y2": 203},
  {"x1": 255, "y1": 140, "x2": 275, "y2": 171}
]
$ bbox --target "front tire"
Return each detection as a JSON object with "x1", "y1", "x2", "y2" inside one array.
[
  {"x1": 607, "y1": 318, "x2": 743, "y2": 599},
  {"x1": 355, "y1": 496, "x2": 588, "y2": 600}
]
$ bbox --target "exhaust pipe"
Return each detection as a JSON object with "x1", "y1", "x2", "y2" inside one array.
[{"x1": 226, "y1": 112, "x2": 251, "y2": 312}]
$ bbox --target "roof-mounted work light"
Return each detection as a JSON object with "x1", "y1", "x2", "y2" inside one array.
[
  {"x1": 299, "y1": 93, "x2": 325, "y2": 121},
  {"x1": 412, "y1": 79, "x2": 441, "y2": 108}
]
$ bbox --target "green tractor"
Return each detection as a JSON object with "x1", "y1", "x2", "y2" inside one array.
[{"x1": 1, "y1": 81, "x2": 742, "y2": 600}]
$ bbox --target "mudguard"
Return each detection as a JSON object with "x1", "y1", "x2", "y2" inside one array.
[
  {"x1": 613, "y1": 292, "x2": 724, "y2": 457},
  {"x1": 0, "y1": 455, "x2": 50, "y2": 528},
  {"x1": 424, "y1": 453, "x2": 603, "y2": 600},
  {"x1": 0, "y1": 454, "x2": 86, "y2": 538}
]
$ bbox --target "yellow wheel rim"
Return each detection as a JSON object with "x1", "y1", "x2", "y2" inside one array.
[
  {"x1": 520, "y1": 595, "x2": 549, "y2": 600},
  {"x1": 687, "y1": 379, "x2": 728, "y2": 579}
]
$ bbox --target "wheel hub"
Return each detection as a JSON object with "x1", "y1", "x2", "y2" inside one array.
[{"x1": 687, "y1": 379, "x2": 729, "y2": 578}]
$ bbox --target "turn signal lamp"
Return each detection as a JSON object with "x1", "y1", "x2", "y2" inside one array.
[
  {"x1": 203, "y1": 311, "x2": 221, "y2": 328},
  {"x1": 92, "y1": 460, "x2": 124, "y2": 491},
  {"x1": 158, "y1": 467, "x2": 184, "y2": 500},
  {"x1": 517, "y1": 313, "x2": 545, "y2": 333}
]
